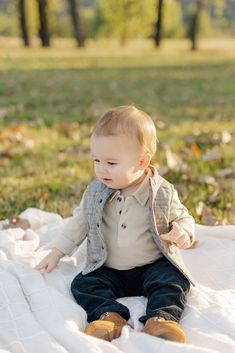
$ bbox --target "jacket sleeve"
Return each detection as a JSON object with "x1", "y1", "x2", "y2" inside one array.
[
  {"x1": 51, "y1": 196, "x2": 88, "y2": 255},
  {"x1": 169, "y1": 188, "x2": 195, "y2": 243}
]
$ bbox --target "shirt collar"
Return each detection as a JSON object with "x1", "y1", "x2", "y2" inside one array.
[
  {"x1": 132, "y1": 168, "x2": 151, "y2": 206},
  {"x1": 109, "y1": 190, "x2": 120, "y2": 203},
  {"x1": 108, "y1": 168, "x2": 152, "y2": 206}
]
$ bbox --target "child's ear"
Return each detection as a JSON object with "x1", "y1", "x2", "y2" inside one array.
[{"x1": 139, "y1": 153, "x2": 151, "y2": 170}]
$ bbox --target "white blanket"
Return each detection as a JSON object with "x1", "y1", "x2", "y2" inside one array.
[{"x1": 0, "y1": 208, "x2": 234, "y2": 353}]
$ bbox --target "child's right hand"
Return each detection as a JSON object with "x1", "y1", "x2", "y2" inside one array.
[{"x1": 35, "y1": 248, "x2": 65, "y2": 273}]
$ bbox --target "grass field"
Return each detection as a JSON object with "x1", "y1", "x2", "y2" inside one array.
[{"x1": 0, "y1": 38, "x2": 234, "y2": 224}]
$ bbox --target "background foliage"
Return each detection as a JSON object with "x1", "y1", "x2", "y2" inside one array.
[{"x1": 1, "y1": 0, "x2": 235, "y2": 40}]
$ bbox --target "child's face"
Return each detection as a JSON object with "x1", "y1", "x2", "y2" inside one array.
[{"x1": 90, "y1": 134, "x2": 145, "y2": 190}]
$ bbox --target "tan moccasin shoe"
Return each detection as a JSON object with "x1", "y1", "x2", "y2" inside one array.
[
  {"x1": 142, "y1": 317, "x2": 186, "y2": 343},
  {"x1": 84, "y1": 312, "x2": 130, "y2": 341}
]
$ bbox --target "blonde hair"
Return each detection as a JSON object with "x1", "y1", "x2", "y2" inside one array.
[{"x1": 92, "y1": 105, "x2": 157, "y2": 156}]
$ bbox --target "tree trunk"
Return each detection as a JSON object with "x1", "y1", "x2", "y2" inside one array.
[
  {"x1": 154, "y1": 0, "x2": 164, "y2": 47},
  {"x1": 191, "y1": 0, "x2": 204, "y2": 51},
  {"x1": 18, "y1": 0, "x2": 30, "y2": 46},
  {"x1": 37, "y1": 0, "x2": 50, "y2": 47},
  {"x1": 68, "y1": 0, "x2": 85, "y2": 48}
]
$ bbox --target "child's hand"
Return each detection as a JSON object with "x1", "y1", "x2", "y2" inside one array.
[
  {"x1": 35, "y1": 248, "x2": 65, "y2": 274},
  {"x1": 160, "y1": 222, "x2": 191, "y2": 249}
]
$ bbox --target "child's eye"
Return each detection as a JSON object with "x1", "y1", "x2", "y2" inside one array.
[
  {"x1": 107, "y1": 162, "x2": 117, "y2": 166},
  {"x1": 94, "y1": 159, "x2": 100, "y2": 163}
]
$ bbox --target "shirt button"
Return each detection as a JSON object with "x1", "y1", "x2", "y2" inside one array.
[
  {"x1": 117, "y1": 197, "x2": 122, "y2": 202},
  {"x1": 97, "y1": 223, "x2": 99, "y2": 228},
  {"x1": 119, "y1": 210, "x2": 122, "y2": 215},
  {"x1": 121, "y1": 224, "x2": 127, "y2": 229},
  {"x1": 99, "y1": 199, "x2": 102, "y2": 203}
]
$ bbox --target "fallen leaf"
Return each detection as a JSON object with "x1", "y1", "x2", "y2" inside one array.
[
  {"x1": 166, "y1": 149, "x2": 182, "y2": 170},
  {"x1": 192, "y1": 98, "x2": 206, "y2": 105},
  {"x1": 190, "y1": 143, "x2": 201, "y2": 156},
  {"x1": 215, "y1": 168, "x2": 233, "y2": 178},
  {"x1": 196, "y1": 201, "x2": 212, "y2": 216},
  {"x1": 0, "y1": 108, "x2": 8, "y2": 120},
  {"x1": 0, "y1": 149, "x2": 12, "y2": 158},
  {"x1": 208, "y1": 191, "x2": 220, "y2": 203},
  {"x1": 202, "y1": 215, "x2": 220, "y2": 226},
  {"x1": 23, "y1": 139, "x2": 35, "y2": 149},
  {"x1": 221, "y1": 130, "x2": 232, "y2": 144},
  {"x1": 38, "y1": 191, "x2": 48, "y2": 210},
  {"x1": 70, "y1": 182, "x2": 81, "y2": 196},
  {"x1": 223, "y1": 206, "x2": 235, "y2": 225},
  {"x1": 2, "y1": 216, "x2": 30, "y2": 230},
  {"x1": 9, "y1": 132, "x2": 23, "y2": 142},
  {"x1": 198, "y1": 175, "x2": 216, "y2": 185},
  {"x1": 156, "y1": 121, "x2": 166, "y2": 130},
  {"x1": 158, "y1": 166, "x2": 171, "y2": 176},
  {"x1": 38, "y1": 191, "x2": 48, "y2": 201},
  {"x1": 202, "y1": 148, "x2": 222, "y2": 162},
  {"x1": 10, "y1": 124, "x2": 25, "y2": 133},
  {"x1": 181, "y1": 163, "x2": 189, "y2": 172},
  {"x1": 211, "y1": 133, "x2": 221, "y2": 145},
  {"x1": 178, "y1": 147, "x2": 191, "y2": 157},
  {"x1": 184, "y1": 136, "x2": 196, "y2": 146},
  {"x1": 192, "y1": 128, "x2": 201, "y2": 136},
  {"x1": 64, "y1": 167, "x2": 75, "y2": 177},
  {"x1": 57, "y1": 122, "x2": 70, "y2": 136},
  {"x1": 57, "y1": 152, "x2": 66, "y2": 164}
]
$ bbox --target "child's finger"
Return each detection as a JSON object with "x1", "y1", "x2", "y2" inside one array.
[
  {"x1": 178, "y1": 238, "x2": 190, "y2": 249},
  {"x1": 171, "y1": 222, "x2": 181, "y2": 233},
  {"x1": 39, "y1": 268, "x2": 46, "y2": 275},
  {"x1": 160, "y1": 222, "x2": 180, "y2": 242},
  {"x1": 176, "y1": 232, "x2": 191, "y2": 249},
  {"x1": 46, "y1": 264, "x2": 54, "y2": 272},
  {"x1": 35, "y1": 263, "x2": 44, "y2": 270},
  {"x1": 176, "y1": 236, "x2": 188, "y2": 248},
  {"x1": 160, "y1": 232, "x2": 171, "y2": 241},
  {"x1": 35, "y1": 260, "x2": 48, "y2": 271}
]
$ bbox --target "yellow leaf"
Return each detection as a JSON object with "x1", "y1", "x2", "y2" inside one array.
[{"x1": 190, "y1": 143, "x2": 201, "y2": 156}]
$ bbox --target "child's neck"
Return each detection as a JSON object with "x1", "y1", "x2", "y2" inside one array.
[{"x1": 121, "y1": 169, "x2": 148, "y2": 197}]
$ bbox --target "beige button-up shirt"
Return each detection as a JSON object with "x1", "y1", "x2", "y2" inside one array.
[{"x1": 102, "y1": 169, "x2": 163, "y2": 269}]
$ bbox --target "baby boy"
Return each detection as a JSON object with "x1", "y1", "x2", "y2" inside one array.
[{"x1": 36, "y1": 105, "x2": 195, "y2": 343}]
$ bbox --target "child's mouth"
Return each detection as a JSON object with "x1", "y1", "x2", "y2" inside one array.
[{"x1": 103, "y1": 178, "x2": 112, "y2": 182}]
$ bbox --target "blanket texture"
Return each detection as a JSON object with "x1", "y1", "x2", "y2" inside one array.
[{"x1": 0, "y1": 208, "x2": 234, "y2": 353}]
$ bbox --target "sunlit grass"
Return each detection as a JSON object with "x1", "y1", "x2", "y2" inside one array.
[{"x1": 0, "y1": 38, "x2": 234, "y2": 224}]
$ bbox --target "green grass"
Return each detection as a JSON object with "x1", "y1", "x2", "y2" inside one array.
[{"x1": 0, "y1": 38, "x2": 234, "y2": 224}]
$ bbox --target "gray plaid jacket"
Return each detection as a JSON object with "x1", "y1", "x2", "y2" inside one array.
[{"x1": 82, "y1": 166, "x2": 195, "y2": 285}]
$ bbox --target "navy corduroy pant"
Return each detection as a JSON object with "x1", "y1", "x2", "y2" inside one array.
[{"x1": 71, "y1": 256, "x2": 190, "y2": 323}]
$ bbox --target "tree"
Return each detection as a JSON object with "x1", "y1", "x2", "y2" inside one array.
[
  {"x1": 18, "y1": 0, "x2": 30, "y2": 46},
  {"x1": 67, "y1": 0, "x2": 85, "y2": 47},
  {"x1": 189, "y1": 0, "x2": 204, "y2": 51},
  {"x1": 163, "y1": 0, "x2": 184, "y2": 38},
  {"x1": 37, "y1": 0, "x2": 50, "y2": 47},
  {"x1": 94, "y1": 0, "x2": 155, "y2": 46},
  {"x1": 154, "y1": 0, "x2": 164, "y2": 47}
]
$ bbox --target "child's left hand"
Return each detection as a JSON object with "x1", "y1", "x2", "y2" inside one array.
[{"x1": 160, "y1": 222, "x2": 191, "y2": 249}]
